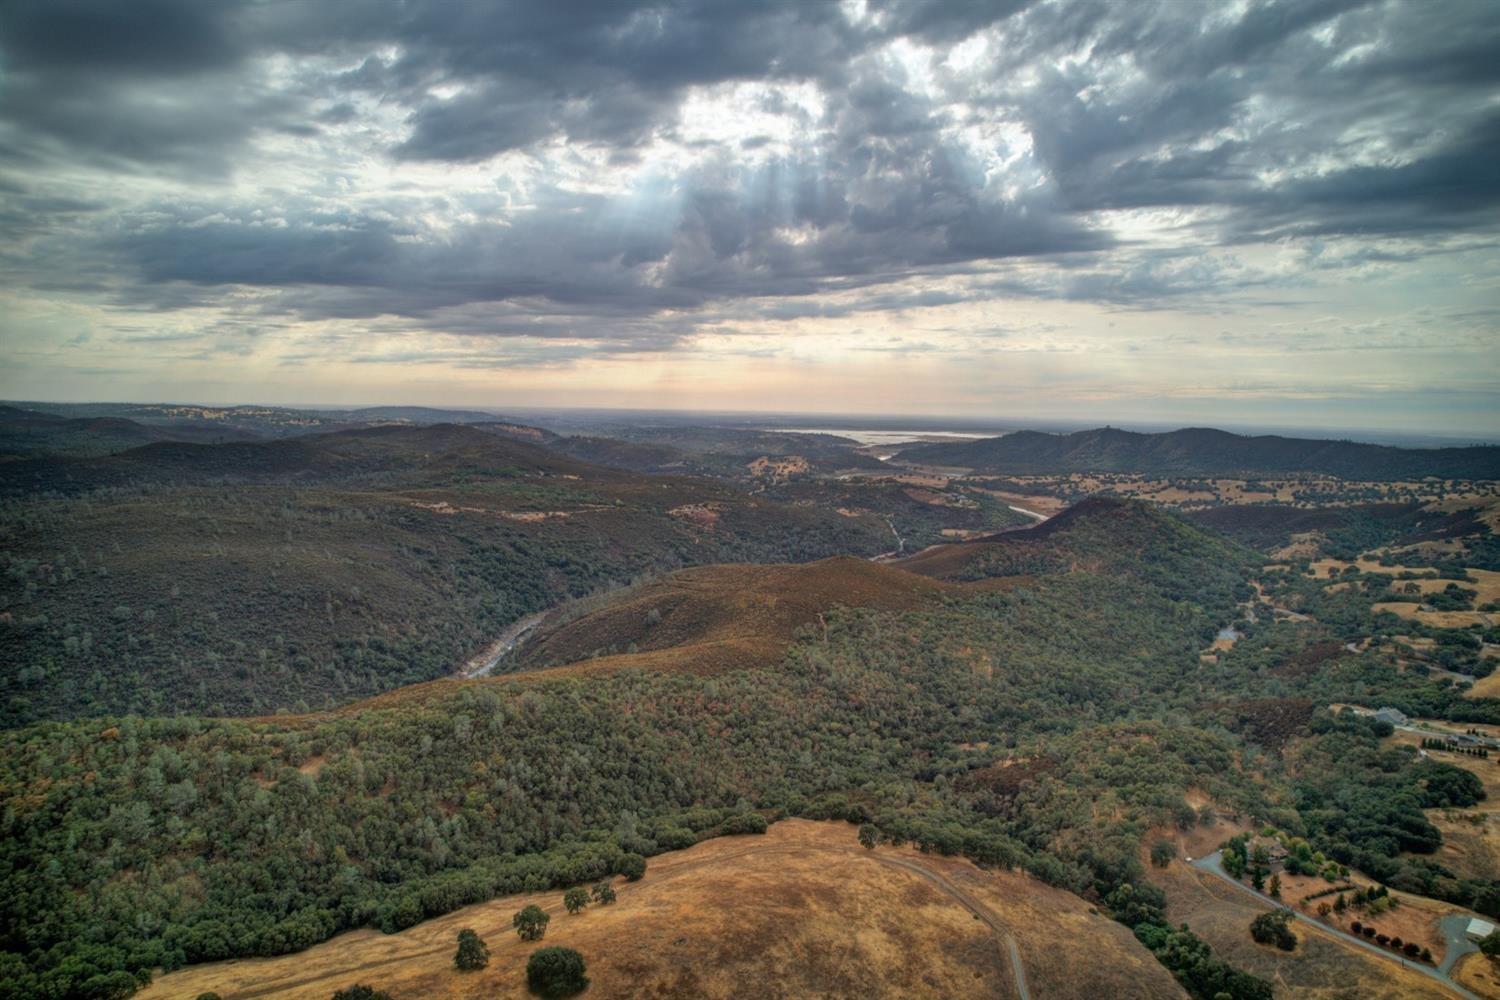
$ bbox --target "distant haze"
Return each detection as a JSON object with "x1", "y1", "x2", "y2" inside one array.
[{"x1": 0, "y1": 1, "x2": 1496, "y2": 436}]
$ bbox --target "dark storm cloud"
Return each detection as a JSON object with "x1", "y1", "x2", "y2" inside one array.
[
  {"x1": 2, "y1": 0, "x2": 1498, "y2": 348},
  {"x1": 0, "y1": 0, "x2": 248, "y2": 76},
  {"x1": 374, "y1": 1, "x2": 861, "y2": 161},
  {"x1": 995, "y1": 0, "x2": 1500, "y2": 240}
]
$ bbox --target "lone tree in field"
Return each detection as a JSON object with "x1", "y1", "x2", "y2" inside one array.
[
  {"x1": 618, "y1": 853, "x2": 647, "y2": 881},
  {"x1": 858, "y1": 823, "x2": 878, "y2": 849},
  {"x1": 527, "y1": 946, "x2": 589, "y2": 998},
  {"x1": 1250, "y1": 909, "x2": 1296, "y2": 951},
  {"x1": 1150, "y1": 839, "x2": 1175, "y2": 868},
  {"x1": 514, "y1": 904, "x2": 550, "y2": 941},
  {"x1": 564, "y1": 887, "x2": 589, "y2": 914},
  {"x1": 453, "y1": 928, "x2": 489, "y2": 971},
  {"x1": 331, "y1": 988, "x2": 392, "y2": 1000},
  {"x1": 591, "y1": 882, "x2": 616, "y2": 905}
]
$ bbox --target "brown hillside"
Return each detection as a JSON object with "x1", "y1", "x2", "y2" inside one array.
[
  {"x1": 890, "y1": 498, "x2": 1128, "y2": 581},
  {"x1": 513, "y1": 556, "x2": 958, "y2": 675},
  {"x1": 141, "y1": 819, "x2": 1185, "y2": 1000},
  {"x1": 243, "y1": 557, "x2": 1023, "y2": 725},
  {"x1": 895, "y1": 539, "x2": 1012, "y2": 580},
  {"x1": 1152, "y1": 852, "x2": 1457, "y2": 999}
]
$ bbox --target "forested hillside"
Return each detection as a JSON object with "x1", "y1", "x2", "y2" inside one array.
[
  {"x1": 1, "y1": 500, "x2": 1282, "y2": 999},
  {"x1": 0, "y1": 407, "x2": 260, "y2": 460},
  {"x1": 897, "y1": 426, "x2": 1500, "y2": 480},
  {"x1": 0, "y1": 425, "x2": 890, "y2": 726},
  {"x1": 7, "y1": 483, "x2": 1500, "y2": 999}
]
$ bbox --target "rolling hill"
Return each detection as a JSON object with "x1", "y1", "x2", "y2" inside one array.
[
  {"x1": 139, "y1": 820, "x2": 1185, "y2": 1000},
  {"x1": 9, "y1": 401, "x2": 506, "y2": 439},
  {"x1": 0, "y1": 494, "x2": 1282, "y2": 1000},
  {"x1": 0, "y1": 424, "x2": 892, "y2": 726},
  {"x1": 0, "y1": 405, "x2": 261, "y2": 459},
  {"x1": 9, "y1": 493, "x2": 1500, "y2": 999},
  {"x1": 511, "y1": 556, "x2": 957, "y2": 676},
  {"x1": 897, "y1": 496, "x2": 1256, "y2": 617},
  {"x1": 896, "y1": 426, "x2": 1500, "y2": 480}
]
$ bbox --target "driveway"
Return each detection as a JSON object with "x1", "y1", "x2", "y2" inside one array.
[{"x1": 1189, "y1": 851, "x2": 1481, "y2": 1000}]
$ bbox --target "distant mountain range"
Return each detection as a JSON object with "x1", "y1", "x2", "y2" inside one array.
[{"x1": 896, "y1": 426, "x2": 1500, "y2": 480}]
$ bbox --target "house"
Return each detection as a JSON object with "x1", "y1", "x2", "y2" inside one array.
[
  {"x1": 1373, "y1": 707, "x2": 1408, "y2": 726},
  {"x1": 1446, "y1": 733, "x2": 1480, "y2": 747},
  {"x1": 1466, "y1": 918, "x2": 1497, "y2": 942}
]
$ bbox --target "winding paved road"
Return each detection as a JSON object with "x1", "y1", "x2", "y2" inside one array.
[{"x1": 1191, "y1": 851, "x2": 1481, "y2": 1000}]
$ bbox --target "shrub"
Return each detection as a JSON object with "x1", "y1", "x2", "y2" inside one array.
[
  {"x1": 1350, "y1": 921, "x2": 1362, "y2": 933},
  {"x1": 563, "y1": 887, "x2": 589, "y2": 914},
  {"x1": 1150, "y1": 840, "x2": 1176, "y2": 868},
  {"x1": 527, "y1": 946, "x2": 589, "y2": 998},
  {"x1": 331, "y1": 988, "x2": 392, "y2": 1000},
  {"x1": 618, "y1": 853, "x2": 647, "y2": 881},
  {"x1": 1249, "y1": 910, "x2": 1296, "y2": 951},
  {"x1": 590, "y1": 882, "x2": 616, "y2": 905},
  {"x1": 720, "y1": 812, "x2": 768, "y2": 835},
  {"x1": 1361, "y1": 926, "x2": 1376, "y2": 938}
]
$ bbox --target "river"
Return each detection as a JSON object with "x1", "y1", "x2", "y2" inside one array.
[{"x1": 458, "y1": 611, "x2": 546, "y2": 679}]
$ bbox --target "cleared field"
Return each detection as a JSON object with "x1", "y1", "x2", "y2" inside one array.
[
  {"x1": 1390, "y1": 729, "x2": 1500, "y2": 883},
  {"x1": 1456, "y1": 953, "x2": 1500, "y2": 998},
  {"x1": 1152, "y1": 852, "x2": 1460, "y2": 999},
  {"x1": 140, "y1": 820, "x2": 1184, "y2": 1000},
  {"x1": 1006, "y1": 474, "x2": 1499, "y2": 512},
  {"x1": 1371, "y1": 602, "x2": 1498, "y2": 629},
  {"x1": 1309, "y1": 560, "x2": 1500, "y2": 629},
  {"x1": 966, "y1": 487, "x2": 1070, "y2": 516}
]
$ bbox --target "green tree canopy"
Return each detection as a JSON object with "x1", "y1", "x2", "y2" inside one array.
[
  {"x1": 527, "y1": 946, "x2": 589, "y2": 998},
  {"x1": 331, "y1": 987, "x2": 392, "y2": 1000},
  {"x1": 454, "y1": 928, "x2": 489, "y2": 971},
  {"x1": 514, "y1": 905, "x2": 550, "y2": 941}
]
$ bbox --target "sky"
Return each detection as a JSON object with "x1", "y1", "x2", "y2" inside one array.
[{"x1": 1, "y1": 0, "x2": 1497, "y2": 437}]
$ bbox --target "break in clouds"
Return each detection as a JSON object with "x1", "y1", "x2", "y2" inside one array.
[{"x1": 1, "y1": 0, "x2": 1497, "y2": 430}]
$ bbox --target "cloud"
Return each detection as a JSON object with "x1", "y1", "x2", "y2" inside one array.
[{"x1": 0, "y1": 0, "x2": 1496, "y2": 429}]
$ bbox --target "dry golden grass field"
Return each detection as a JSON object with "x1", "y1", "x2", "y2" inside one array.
[
  {"x1": 1137, "y1": 800, "x2": 1487, "y2": 997},
  {"x1": 1389, "y1": 729, "x2": 1500, "y2": 882},
  {"x1": 1305, "y1": 558, "x2": 1500, "y2": 630},
  {"x1": 1471, "y1": 673, "x2": 1500, "y2": 700},
  {"x1": 140, "y1": 820, "x2": 1184, "y2": 1000},
  {"x1": 1151, "y1": 851, "x2": 1460, "y2": 999},
  {"x1": 1456, "y1": 952, "x2": 1500, "y2": 998}
]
